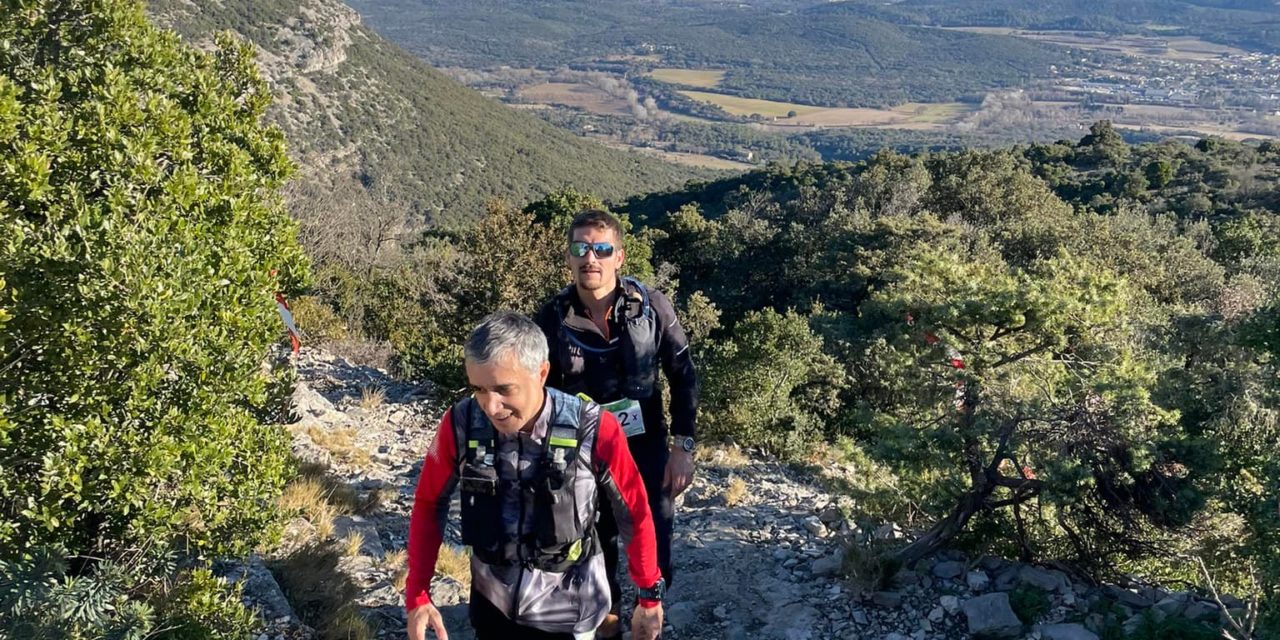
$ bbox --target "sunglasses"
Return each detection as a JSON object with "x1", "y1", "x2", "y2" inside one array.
[{"x1": 569, "y1": 241, "x2": 616, "y2": 258}]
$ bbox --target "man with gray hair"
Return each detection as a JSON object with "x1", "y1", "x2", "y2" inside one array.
[{"x1": 405, "y1": 312, "x2": 666, "y2": 640}]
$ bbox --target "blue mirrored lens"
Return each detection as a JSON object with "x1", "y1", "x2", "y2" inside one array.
[{"x1": 570, "y1": 241, "x2": 614, "y2": 257}]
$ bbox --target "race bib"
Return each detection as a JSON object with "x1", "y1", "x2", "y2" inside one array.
[{"x1": 603, "y1": 398, "x2": 646, "y2": 438}]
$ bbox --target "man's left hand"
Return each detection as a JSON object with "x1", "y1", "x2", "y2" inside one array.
[{"x1": 664, "y1": 448, "x2": 694, "y2": 497}]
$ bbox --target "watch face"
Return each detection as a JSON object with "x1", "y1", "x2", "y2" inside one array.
[
  {"x1": 681, "y1": 437, "x2": 695, "y2": 452},
  {"x1": 641, "y1": 577, "x2": 666, "y2": 600}
]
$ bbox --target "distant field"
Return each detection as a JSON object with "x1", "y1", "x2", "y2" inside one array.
[
  {"x1": 604, "y1": 54, "x2": 662, "y2": 63},
  {"x1": 944, "y1": 27, "x2": 1247, "y2": 61},
  {"x1": 681, "y1": 90, "x2": 974, "y2": 128},
  {"x1": 679, "y1": 91, "x2": 827, "y2": 118},
  {"x1": 648, "y1": 68, "x2": 726, "y2": 88},
  {"x1": 601, "y1": 140, "x2": 752, "y2": 170},
  {"x1": 1115, "y1": 104, "x2": 1218, "y2": 119},
  {"x1": 1116, "y1": 123, "x2": 1278, "y2": 141},
  {"x1": 519, "y1": 83, "x2": 632, "y2": 116}
]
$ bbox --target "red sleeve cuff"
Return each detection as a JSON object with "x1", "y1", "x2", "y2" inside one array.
[
  {"x1": 406, "y1": 591, "x2": 432, "y2": 612},
  {"x1": 638, "y1": 598, "x2": 661, "y2": 609}
]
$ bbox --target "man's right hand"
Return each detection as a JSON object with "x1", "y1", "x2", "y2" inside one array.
[{"x1": 407, "y1": 603, "x2": 448, "y2": 640}]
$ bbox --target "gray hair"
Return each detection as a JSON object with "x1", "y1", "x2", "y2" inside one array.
[{"x1": 464, "y1": 311, "x2": 549, "y2": 374}]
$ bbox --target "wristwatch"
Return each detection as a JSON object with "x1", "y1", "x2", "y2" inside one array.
[
  {"x1": 677, "y1": 436, "x2": 696, "y2": 453},
  {"x1": 638, "y1": 577, "x2": 666, "y2": 602}
]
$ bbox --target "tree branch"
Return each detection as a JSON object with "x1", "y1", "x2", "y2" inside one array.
[{"x1": 992, "y1": 339, "x2": 1056, "y2": 369}]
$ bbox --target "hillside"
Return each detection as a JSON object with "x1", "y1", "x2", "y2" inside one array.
[
  {"x1": 821, "y1": 0, "x2": 1280, "y2": 53},
  {"x1": 342, "y1": 0, "x2": 1076, "y2": 108},
  {"x1": 146, "y1": 0, "x2": 708, "y2": 228}
]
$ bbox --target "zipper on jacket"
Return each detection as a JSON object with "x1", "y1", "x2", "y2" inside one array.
[{"x1": 510, "y1": 434, "x2": 526, "y2": 624}]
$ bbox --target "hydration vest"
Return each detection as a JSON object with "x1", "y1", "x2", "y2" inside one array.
[
  {"x1": 555, "y1": 276, "x2": 659, "y2": 399},
  {"x1": 452, "y1": 388, "x2": 600, "y2": 573}
]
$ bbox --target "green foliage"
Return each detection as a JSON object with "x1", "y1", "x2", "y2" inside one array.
[
  {"x1": 700, "y1": 309, "x2": 846, "y2": 456},
  {"x1": 151, "y1": 568, "x2": 259, "y2": 640},
  {"x1": 840, "y1": 539, "x2": 901, "y2": 592},
  {"x1": 525, "y1": 186, "x2": 608, "y2": 232},
  {"x1": 0, "y1": 547, "x2": 255, "y2": 639},
  {"x1": 290, "y1": 295, "x2": 351, "y2": 344},
  {"x1": 623, "y1": 131, "x2": 1280, "y2": 610},
  {"x1": 1, "y1": 0, "x2": 309, "y2": 633},
  {"x1": 1008, "y1": 585, "x2": 1051, "y2": 625},
  {"x1": 1124, "y1": 611, "x2": 1220, "y2": 640},
  {"x1": 377, "y1": 202, "x2": 565, "y2": 388}
]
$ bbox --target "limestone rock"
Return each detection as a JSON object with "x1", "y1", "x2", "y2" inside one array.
[
  {"x1": 933, "y1": 560, "x2": 966, "y2": 580},
  {"x1": 940, "y1": 595, "x2": 962, "y2": 615},
  {"x1": 1018, "y1": 566, "x2": 1070, "y2": 594},
  {"x1": 332, "y1": 515, "x2": 385, "y2": 559},
  {"x1": 1182, "y1": 600, "x2": 1218, "y2": 621},
  {"x1": 811, "y1": 552, "x2": 843, "y2": 577},
  {"x1": 963, "y1": 593, "x2": 1023, "y2": 638},
  {"x1": 667, "y1": 601, "x2": 699, "y2": 628},
  {"x1": 967, "y1": 570, "x2": 991, "y2": 592}
]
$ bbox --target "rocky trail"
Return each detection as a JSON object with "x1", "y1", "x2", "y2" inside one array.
[{"x1": 228, "y1": 349, "x2": 1244, "y2": 640}]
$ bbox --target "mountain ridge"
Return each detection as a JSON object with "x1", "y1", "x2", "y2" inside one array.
[{"x1": 148, "y1": 0, "x2": 711, "y2": 228}]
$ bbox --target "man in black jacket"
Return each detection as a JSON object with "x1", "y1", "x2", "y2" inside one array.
[{"x1": 534, "y1": 209, "x2": 698, "y2": 639}]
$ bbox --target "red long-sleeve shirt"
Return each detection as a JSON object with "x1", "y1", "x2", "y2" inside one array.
[{"x1": 405, "y1": 405, "x2": 662, "y2": 612}]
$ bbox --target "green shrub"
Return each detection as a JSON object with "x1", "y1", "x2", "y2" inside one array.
[
  {"x1": 290, "y1": 295, "x2": 350, "y2": 344},
  {"x1": 699, "y1": 308, "x2": 846, "y2": 457},
  {"x1": 152, "y1": 568, "x2": 259, "y2": 640},
  {"x1": 841, "y1": 540, "x2": 902, "y2": 592},
  {"x1": 0, "y1": 547, "x2": 256, "y2": 639},
  {"x1": 1, "y1": 0, "x2": 308, "y2": 633},
  {"x1": 1124, "y1": 611, "x2": 1219, "y2": 640},
  {"x1": 1008, "y1": 585, "x2": 1051, "y2": 624}
]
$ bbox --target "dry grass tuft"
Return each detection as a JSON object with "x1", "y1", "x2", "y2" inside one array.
[
  {"x1": 312, "y1": 514, "x2": 335, "y2": 542},
  {"x1": 341, "y1": 530, "x2": 365, "y2": 558},
  {"x1": 359, "y1": 384, "x2": 386, "y2": 410},
  {"x1": 306, "y1": 425, "x2": 371, "y2": 466},
  {"x1": 383, "y1": 549, "x2": 409, "y2": 593},
  {"x1": 279, "y1": 478, "x2": 337, "y2": 542},
  {"x1": 280, "y1": 460, "x2": 390, "y2": 542},
  {"x1": 278, "y1": 461, "x2": 379, "y2": 545},
  {"x1": 324, "y1": 606, "x2": 376, "y2": 640},
  {"x1": 843, "y1": 541, "x2": 901, "y2": 593},
  {"x1": 706, "y1": 444, "x2": 750, "y2": 469},
  {"x1": 272, "y1": 542, "x2": 376, "y2": 640},
  {"x1": 435, "y1": 544, "x2": 471, "y2": 589},
  {"x1": 723, "y1": 476, "x2": 748, "y2": 507}
]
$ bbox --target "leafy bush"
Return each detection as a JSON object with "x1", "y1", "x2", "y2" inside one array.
[
  {"x1": 1, "y1": 0, "x2": 308, "y2": 633},
  {"x1": 1124, "y1": 611, "x2": 1219, "y2": 640},
  {"x1": 0, "y1": 548, "x2": 256, "y2": 639},
  {"x1": 628, "y1": 139, "x2": 1280, "y2": 613},
  {"x1": 290, "y1": 295, "x2": 351, "y2": 344},
  {"x1": 700, "y1": 308, "x2": 846, "y2": 456},
  {"x1": 152, "y1": 568, "x2": 260, "y2": 640}
]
